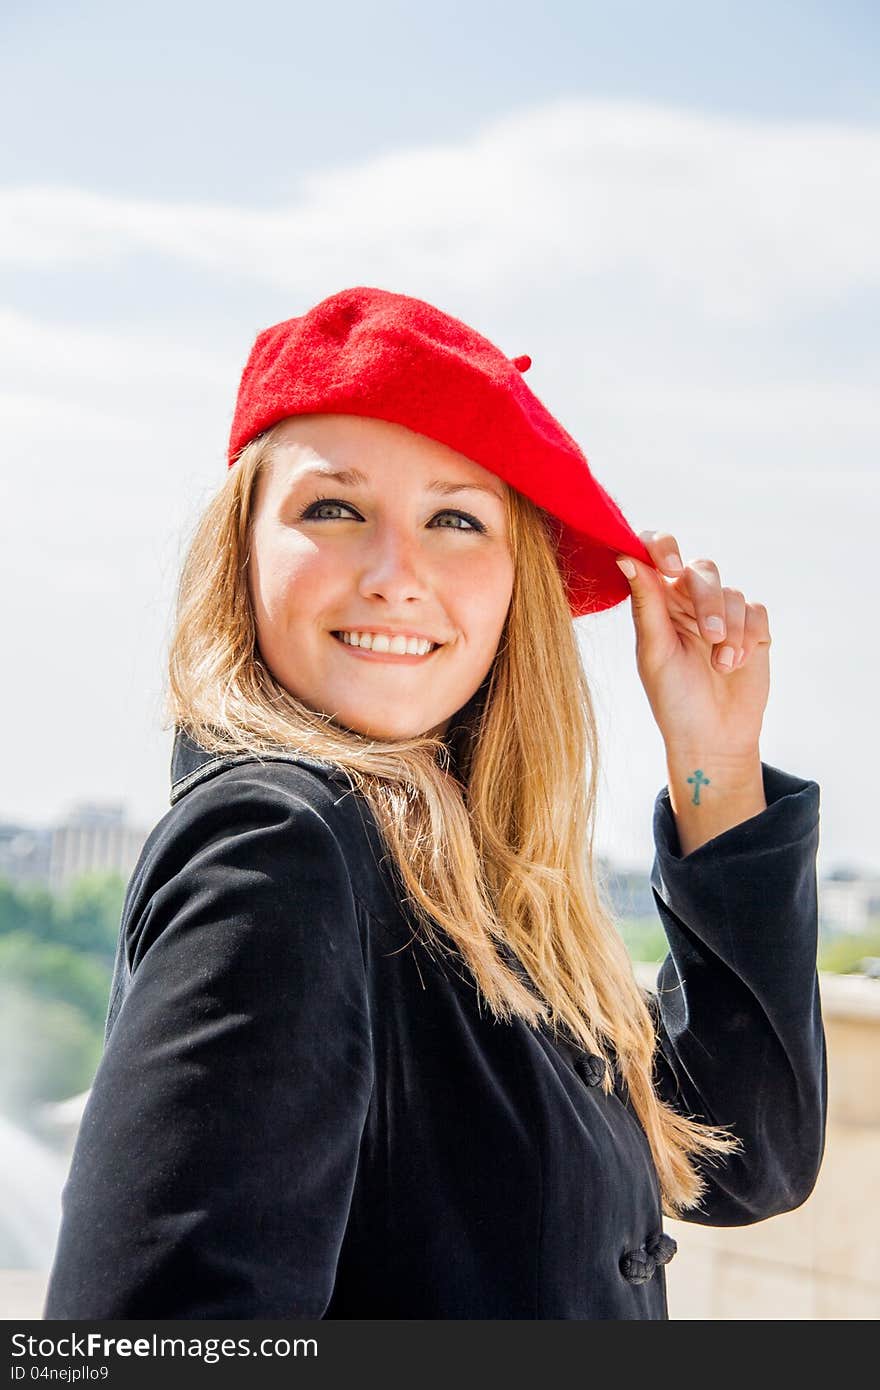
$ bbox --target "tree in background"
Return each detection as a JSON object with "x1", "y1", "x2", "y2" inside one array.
[{"x1": 0, "y1": 872, "x2": 125, "y2": 1127}]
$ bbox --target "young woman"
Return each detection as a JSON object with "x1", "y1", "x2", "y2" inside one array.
[{"x1": 43, "y1": 286, "x2": 826, "y2": 1320}]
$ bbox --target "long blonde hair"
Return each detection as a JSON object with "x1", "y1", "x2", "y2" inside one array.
[{"x1": 166, "y1": 420, "x2": 742, "y2": 1217}]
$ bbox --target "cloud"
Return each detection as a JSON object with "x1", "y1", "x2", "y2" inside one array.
[
  {"x1": 591, "y1": 377, "x2": 880, "y2": 450},
  {"x1": 0, "y1": 309, "x2": 229, "y2": 390},
  {"x1": 0, "y1": 309, "x2": 235, "y2": 458},
  {"x1": 1, "y1": 98, "x2": 878, "y2": 318}
]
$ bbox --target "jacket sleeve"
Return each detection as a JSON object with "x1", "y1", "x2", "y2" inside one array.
[
  {"x1": 646, "y1": 760, "x2": 827, "y2": 1226},
  {"x1": 42, "y1": 771, "x2": 375, "y2": 1319}
]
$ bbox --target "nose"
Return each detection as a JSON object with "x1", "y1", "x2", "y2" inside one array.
[{"x1": 356, "y1": 522, "x2": 433, "y2": 606}]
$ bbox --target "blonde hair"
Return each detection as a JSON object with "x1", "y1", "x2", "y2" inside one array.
[{"x1": 166, "y1": 420, "x2": 742, "y2": 1217}]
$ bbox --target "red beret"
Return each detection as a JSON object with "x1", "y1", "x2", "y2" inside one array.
[{"x1": 227, "y1": 286, "x2": 653, "y2": 617}]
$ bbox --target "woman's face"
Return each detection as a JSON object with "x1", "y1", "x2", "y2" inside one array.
[{"x1": 247, "y1": 414, "x2": 515, "y2": 740}]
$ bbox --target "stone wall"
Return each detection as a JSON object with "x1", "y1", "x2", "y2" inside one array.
[{"x1": 658, "y1": 971, "x2": 880, "y2": 1319}]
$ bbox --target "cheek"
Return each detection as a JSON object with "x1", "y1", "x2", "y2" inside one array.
[
  {"x1": 445, "y1": 549, "x2": 514, "y2": 639},
  {"x1": 251, "y1": 530, "x2": 330, "y2": 624}
]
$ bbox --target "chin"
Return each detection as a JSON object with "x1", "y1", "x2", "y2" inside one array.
[{"x1": 332, "y1": 710, "x2": 447, "y2": 742}]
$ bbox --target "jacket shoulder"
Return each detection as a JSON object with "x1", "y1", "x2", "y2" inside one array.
[{"x1": 135, "y1": 754, "x2": 399, "y2": 930}]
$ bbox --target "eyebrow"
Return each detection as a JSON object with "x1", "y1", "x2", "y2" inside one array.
[{"x1": 290, "y1": 464, "x2": 506, "y2": 503}]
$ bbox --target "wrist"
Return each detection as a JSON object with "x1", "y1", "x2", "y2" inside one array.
[
  {"x1": 664, "y1": 743, "x2": 762, "y2": 779},
  {"x1": 663, "y1": 749, "x2": 766, "y2": 857}
]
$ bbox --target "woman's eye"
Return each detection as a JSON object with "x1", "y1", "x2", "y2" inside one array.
[
  {"x1": 299, "y1": 498, "x2": 360, "y2": 521},
  {"x1": 431, "y1": 510, "x2": 486, "y2": 533}
]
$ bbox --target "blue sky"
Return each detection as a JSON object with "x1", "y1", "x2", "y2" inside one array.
[{"x1": 1, "y1": 1, "x2": 877, "y2": 872}]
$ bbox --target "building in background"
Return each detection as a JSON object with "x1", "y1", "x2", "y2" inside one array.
[
  {"x1": 600, "y1": 859, "x2": 656, "y2": 920},
  {"x1": 819, "y1": 868, "x2": 880, "y2": 936},
  {"x1": 47, "y1": 803, "x2": 148, "y2": 894},
  {"x1": 0, "y1": 823, "x2": 52, "y2": 888},
  {"x1": 0, "y1": 804, "x2": 148, "y2": 895}
]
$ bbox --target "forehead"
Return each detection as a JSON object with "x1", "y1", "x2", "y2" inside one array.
[{"x1": 266, "y1": 414, "x2": 508, "y2": 500}]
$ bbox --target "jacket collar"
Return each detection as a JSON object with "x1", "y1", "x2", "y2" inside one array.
[{"x1": 169, "y1": 726, "x2": 350, "y2": 806}]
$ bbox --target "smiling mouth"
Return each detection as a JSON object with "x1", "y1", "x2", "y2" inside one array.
[{"x1": 330, "y1": 632, "x2": 442, "y2": 662}]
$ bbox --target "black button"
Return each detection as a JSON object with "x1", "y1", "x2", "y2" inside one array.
[
  {"x1": 620, "y1": 1231, "x2": 678, "y2": 1284},
  {"x1": 649, "y1": 1232, "x2": 678, "y2": 1266},
  {"x1": 574, "y1": 1052, "x2": 606, "y2": 1087},
  {"x1": 619, "y1": 1247, "x2": 654, "y2": 1284}
]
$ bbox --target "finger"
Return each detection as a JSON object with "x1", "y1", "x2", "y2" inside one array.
[
  {"x1": 614, "y1": 553, "x2": 677, "y2": 656},
  {"x1": 637, "y1": 529, "x2": 685, "y2": 577},
  {"x1": 734, "y1": 601, "x2": 772, "y2": 667},
  {"x1": 685, "y1": 558, "x2": 728, "y2": 645},
  {"x1": 714, "y1": 588, "x2": 746, "y2": 673}
]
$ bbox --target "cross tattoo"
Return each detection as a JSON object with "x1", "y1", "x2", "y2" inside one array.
[{"x1": 687, "y1": 769, "x2": 710, "y2": 805}]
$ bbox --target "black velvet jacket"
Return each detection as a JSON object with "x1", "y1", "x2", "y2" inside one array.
[{"x1": 43, "y1": 731, "x2": 826, "y2": 1320}]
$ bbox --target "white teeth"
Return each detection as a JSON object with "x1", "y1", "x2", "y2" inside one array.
[{"x1": 336, "y1": 631, "x2": 435, "y2": 655}]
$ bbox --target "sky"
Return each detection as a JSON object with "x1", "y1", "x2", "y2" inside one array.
[{"x1": 1, "y1": 0, "x2": 877, "y2": 874}]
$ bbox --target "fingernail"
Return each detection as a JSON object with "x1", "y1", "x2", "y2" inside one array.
[
  {"x1": 705, "y1": 616, "x2": 725, "y2": 633},
  {"x1": 616, "y1": 557, "x2": 637, "y2": 579},
  {"x1": 718, "y1": 646, "x2": 735, "y2": 668},
  {"x1": 664, "y1": 553, "x2": 684, "y2": 573},
  {"x1": 735, "y1": 648, "x2": 745, "y2": 667}
]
